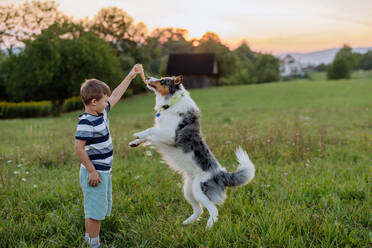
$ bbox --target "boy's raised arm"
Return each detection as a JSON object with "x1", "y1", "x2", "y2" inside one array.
[{"x1": 108, "y1": 64, "x2": 145, "y2": 109}]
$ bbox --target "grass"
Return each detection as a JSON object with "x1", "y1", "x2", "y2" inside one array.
[{"x1": 0, "y1": 77, "x2": 371, "y2": 247}]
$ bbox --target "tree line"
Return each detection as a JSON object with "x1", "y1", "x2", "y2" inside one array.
[
  {"x1": 0, "y1": 0, "x2": 279, "y2": 114},
  {"x1": 315, "y1": 45, "x2": 372, "y2": 80}
]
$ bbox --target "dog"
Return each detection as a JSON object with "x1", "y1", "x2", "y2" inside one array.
[{"x1": 129, "y1": 76, "x2": 255, "y2": 229}]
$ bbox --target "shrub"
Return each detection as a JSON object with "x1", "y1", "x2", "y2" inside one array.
[
  {"x1": 61, "y1": 96, "x2": 84, "y2": 113},
  {"x1": 327, "y1": 45, "x2": 354, "y2": 80},
  {"x1": 0, "y1": 96, "x2": 83, "y2": 119}
]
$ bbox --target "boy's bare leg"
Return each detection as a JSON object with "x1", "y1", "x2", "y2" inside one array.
[{"x1": 85, "y1": 218, "x2": 101, "y2": 238}]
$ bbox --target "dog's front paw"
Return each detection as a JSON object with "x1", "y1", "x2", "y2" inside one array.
[
  {"x1": 128, "y1": 139, "x2": 145, "y2": 147},
  {"x1": 133, "y1": 130, "x2": 147, "y2": 139}
]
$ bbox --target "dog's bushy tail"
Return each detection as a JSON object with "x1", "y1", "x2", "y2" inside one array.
[{"x1": 222, "y1": 146, "x2": 255, "y2": 187}]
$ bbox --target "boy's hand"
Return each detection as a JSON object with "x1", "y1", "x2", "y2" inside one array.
[
  {"x1": 128, "y1": 64, "x2": 145, "y2": 82},
  {"x1": 88, "y1": 170, "x2": 102, "y2": 187}
]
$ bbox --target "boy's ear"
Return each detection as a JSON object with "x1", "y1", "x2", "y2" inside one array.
[
  {"x1": 174, "y1": 75, "x2": 183, "y2": 85},
  {"x1": 91, "y1": 99, "x2": 97, "y2": 105}
]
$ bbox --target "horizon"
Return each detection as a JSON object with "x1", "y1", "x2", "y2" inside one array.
[{"x1": 3, "y1": 0, "x2": 372, "y2": 54}]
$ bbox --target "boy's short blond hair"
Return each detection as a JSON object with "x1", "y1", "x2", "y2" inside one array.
[{"x1": 80, "y1": 79, "x2": 111, "y2": 105}]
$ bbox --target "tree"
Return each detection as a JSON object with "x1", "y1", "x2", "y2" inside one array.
[
  {"x1": 150, "y1": 27, "x2": 189, "y2": 44},
  {"x1": 356, "y1": 51, "x2": 372, "y2": 70},
  {"x1": 146, "y1": 27, "x2": 194, "y2": 76},
  {"x1": 0, "y1": 0, "x2": 67, "y2": 54},
  {"x1": 228, "y1": 58, "x2": 257, "y2": 85},
  {"x1": 234, "y1": 41, "x2": 257, "y2": 63},
  {"x1": 0, "y1": 52, "x2": 7, "y2": 100},
  {"x1": 149, "y1": 27, "x2": 193, "y2": 56},
  {"x1": 90, "y1": 7, "x2": 138, "y2": 43},
  {"x1": 254, "y1": 54, "x2": 280, "y2": 83},
  {"x1": 196, "y1": 32, "x2": 237, "y2": 82},
  {"x1": 229, "y1": 41, "x2": 279, "y2": 85},
  {"x1": 327, "y1": 45, "x2": 354, "y2": 79},
  {"x1": 2, "y1": 21, "x2": 122, "y2": 115},
  {"x1": 315, "y1": 63, "x2": 327, "y2": 71},
  {"x1": 88, "y1": 7, "x2": 150, "y2": 93}
]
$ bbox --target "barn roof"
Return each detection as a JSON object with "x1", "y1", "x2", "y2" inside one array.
[{"x1": 166, "y1": 53, "x2": 218, "y2": 76}]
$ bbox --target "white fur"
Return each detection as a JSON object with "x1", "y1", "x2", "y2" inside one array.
[{"x1": 129, "y1": 78, "x2": 254, "y2": 229}]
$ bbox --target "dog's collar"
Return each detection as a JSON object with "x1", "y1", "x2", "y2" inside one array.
[{"x1": 156, "y1": 93, "x2": 185, "y2": 117}]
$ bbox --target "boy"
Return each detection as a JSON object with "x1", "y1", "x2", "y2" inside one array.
[{"x1": 75, "y1": 64, "x2": 144, "y2": 248}]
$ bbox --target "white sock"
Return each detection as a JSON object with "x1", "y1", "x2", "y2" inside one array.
[
  {"x1": 85, "y1": 233, "x2": 90, "y2": 244},
  {"x1": 90, "y1": 236, "x2": 100, "y2": 248}
]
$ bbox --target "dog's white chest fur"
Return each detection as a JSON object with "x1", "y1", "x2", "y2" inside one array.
[{"x1": 153, "y1": 95, "x2": 203, "y2": 176}]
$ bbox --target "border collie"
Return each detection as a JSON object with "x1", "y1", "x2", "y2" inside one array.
[{"x1": 129, "y1": 76, "x2": 255, "y2": 229}]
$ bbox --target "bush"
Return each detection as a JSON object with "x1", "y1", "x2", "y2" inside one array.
[
  {"x1": 327, "y1": 57, "x2": 351, "y2": 79},
  {"x1": 61, "y1": 96, "x2": 84, "y2": 112},
  {"x1": 0, "y1": 96, "x2": 83, "y2": 119},
  {"x1": 327, "y1": 45, "x2": 354, "y2": 80}
]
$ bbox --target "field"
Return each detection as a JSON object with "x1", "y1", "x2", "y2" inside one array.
[{"x1": 0, "y1": 78, "x2": 371, "y2": 247}]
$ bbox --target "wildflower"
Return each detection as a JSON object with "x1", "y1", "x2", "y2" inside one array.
[
  {"x1": 17, "y1": 164, "x2": 22, "y2": 168},
  {"x1": 262, "y1": 184, "x2": 271, "y2": 188},
  {"x1": 305, "y1": 163, "x2": 310, "y2": 167},
  {"x1": 7, "y1": 160, "x2": 12, "y2": 163},
  {"x1": 13, "y1": 171, "x2": 19, "y2": 175},
  {"x1": 284, "y1": 172, "x2": 288, "y2": 176},
  {"x1": 177, "y1": 182, "x2": 182, "y2": 188},
  {"x1": 33, "y1": 184, "x2": 37, "y2": 188},
  {"x1": 26, "y1": 171, "x2": 29, "y2": 175},
  {"x1": 145, "y1": 150, "x2": 152, "y2": 156},
  {"x1": 159, "y1": 160, "x2": 165, "y2": 164},
  {"x1": 22, "y1": 178, "x2": 26, "y2": 182}
]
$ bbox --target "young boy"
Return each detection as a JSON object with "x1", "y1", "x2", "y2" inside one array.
[{"x1": 75, "y1": 64, "x2": 144, "y2": 248}]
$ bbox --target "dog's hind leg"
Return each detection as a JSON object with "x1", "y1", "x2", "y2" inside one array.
[
  {"x1": 192, "y1": 177, "x2": 218, "y2": 230},
  {"x1": 182, "y1": 177, "x2": 203, "y2": 225}
]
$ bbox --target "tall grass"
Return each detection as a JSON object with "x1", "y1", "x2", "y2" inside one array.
[{"x1": 0, "y1": 79, "x2": 371, "y2": 247}]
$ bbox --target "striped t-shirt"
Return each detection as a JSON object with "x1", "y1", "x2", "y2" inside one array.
[{"x1": 75, "y1": 103, "x2": 113, "y2": 172}]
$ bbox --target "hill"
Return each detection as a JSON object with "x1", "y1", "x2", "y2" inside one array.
[{"x1": 276, "y1": 46, "x2": 372, "y2": 65}]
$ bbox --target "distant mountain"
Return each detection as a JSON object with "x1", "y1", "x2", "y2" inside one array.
[{"x1": 276, "y1": 47, "x2": 372, "y2": 66}]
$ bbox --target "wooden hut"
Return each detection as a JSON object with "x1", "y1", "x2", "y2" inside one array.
[{"x1": 166, "y1": 53, "x2": 218, "y2": 89}]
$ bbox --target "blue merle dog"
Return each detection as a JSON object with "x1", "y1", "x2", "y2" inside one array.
[{"x1": 129, "y1": 76, "x2": 255, "y2": 229}]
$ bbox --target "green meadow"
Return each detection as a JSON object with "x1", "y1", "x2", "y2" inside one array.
[{"x1": 0, "y1": 77, "x2": 371, "y2": 247}]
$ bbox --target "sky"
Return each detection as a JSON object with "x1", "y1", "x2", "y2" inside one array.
[{"x1": 3, "y1": 0, "x2": 372, "y2": 54}]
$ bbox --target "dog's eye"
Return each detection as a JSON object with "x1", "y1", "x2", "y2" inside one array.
[{"x1": 160, "y1": 80, "x2": 165, "y2": 85}]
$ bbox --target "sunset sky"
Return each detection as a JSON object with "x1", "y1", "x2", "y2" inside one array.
[{"x1": 4, "y1": 0, "x2": 372, "y2": 54}]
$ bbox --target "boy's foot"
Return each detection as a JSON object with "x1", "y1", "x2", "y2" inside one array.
[
  {"x1": 85, "y1": 233, "x2": 90, "y2": 247},
  {"x1": 90, "y1": 236, "x2": 100, "y2": 248}
]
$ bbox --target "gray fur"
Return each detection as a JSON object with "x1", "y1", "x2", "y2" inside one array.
[
  {"x1": 175, "y1": 109, "x2": 251, "y2": 204},
  {"x1": 175, "y1": 110, "x2": 219, "y2": 172}
]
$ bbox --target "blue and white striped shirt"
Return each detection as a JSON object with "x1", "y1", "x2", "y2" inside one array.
[{"x1": 75, "y1": 103, "x2": 113, "y2": 172}]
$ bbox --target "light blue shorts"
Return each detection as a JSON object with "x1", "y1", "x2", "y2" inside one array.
[{"x1": 80, "y1": 166, "x2": 112, "y2": 220}]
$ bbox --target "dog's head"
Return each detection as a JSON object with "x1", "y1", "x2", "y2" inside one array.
[{"x1": 146, "y1": 76, "x2": 183, "y2": 97}]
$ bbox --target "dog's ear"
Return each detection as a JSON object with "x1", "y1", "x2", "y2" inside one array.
[{"x1": 174, "y1": 75, "x2": 183, "y2": 85}]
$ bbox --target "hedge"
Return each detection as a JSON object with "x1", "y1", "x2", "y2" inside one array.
[{"x1": 0, "y1": 96, "x2": 84, "y2": 119}]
